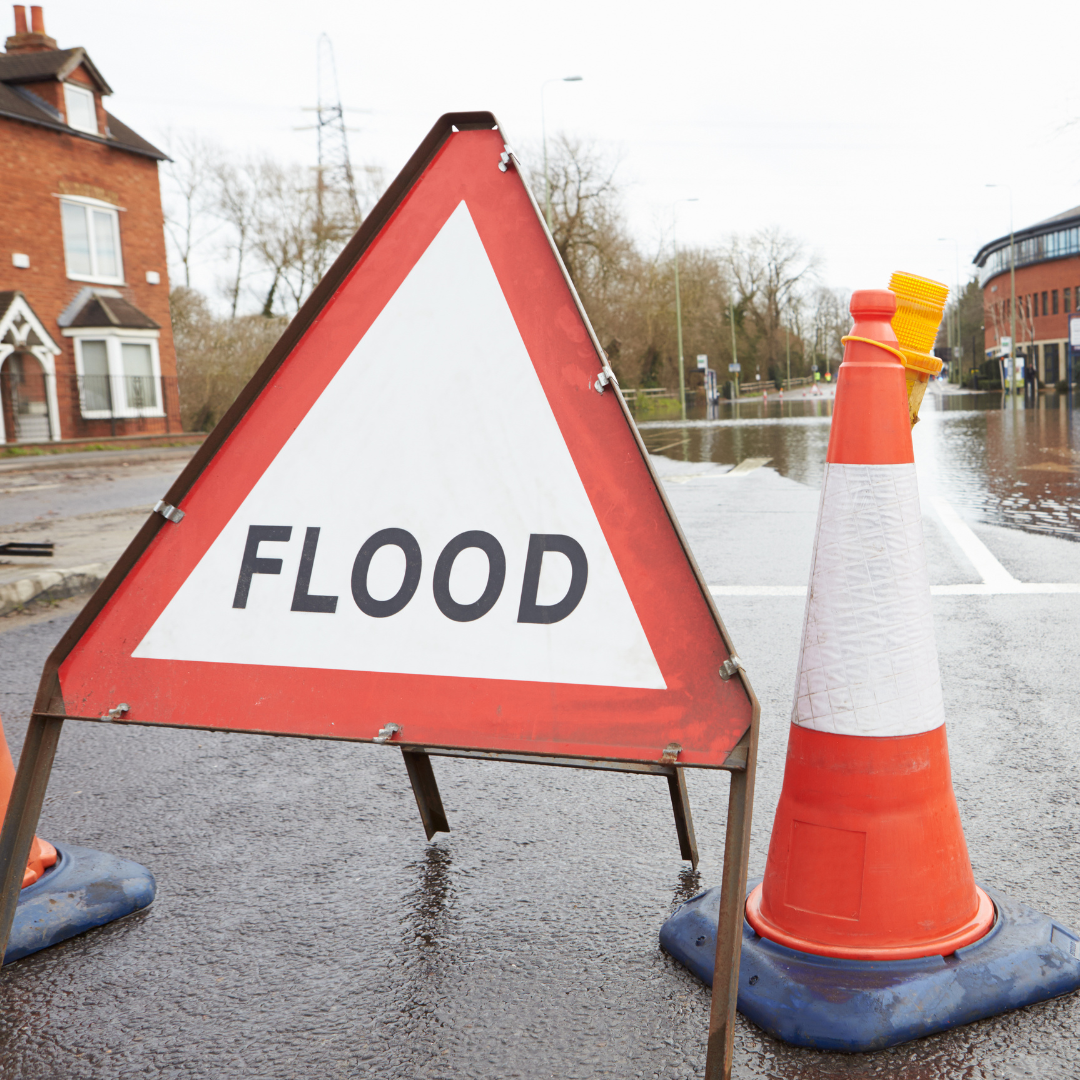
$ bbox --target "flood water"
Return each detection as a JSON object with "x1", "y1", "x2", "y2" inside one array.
[{"x1": 637, "y1": 386, "x2": 1080, "y2": 542}]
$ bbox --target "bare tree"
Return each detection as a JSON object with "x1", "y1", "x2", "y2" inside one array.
[
  {"x1": 807, "y1": 286, "x2": 851, "y2": 376},
  {"x1": 160, "y1": 131, "x2": 218, "y2": 288},
  {"x1": 213, "y1": 156, "x2": 262, "y2": 317},
  {"x1": 528, "y1": 134, "x2": 632, "y2": 296},
  {"x1": 725, "y1": 228, "x2": 819, "y2": 380},
  {"x1": 170, "y1": 287, "x2": 287, "y2": 430}
]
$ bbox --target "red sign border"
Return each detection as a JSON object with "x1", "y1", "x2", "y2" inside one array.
[{"x1": 32, "y1": 112, "x2": 760, "y2": 770}]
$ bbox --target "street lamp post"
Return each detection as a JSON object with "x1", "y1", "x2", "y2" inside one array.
[
  {"x1": 673, "y1": 198, "x2": 698, "y2": 421},
  {"x1": 541, "y1": 76, "x2": 582, "y2": 231},
  {"x1": 986, "y1": 185, "x2": 1017, "y2": 397},
  {"x1": 785, "y1": 322, "x2": 791, "y2": 387},
  {"x1": 729, "y1": 299, "x2": 740, "y2": 398}
]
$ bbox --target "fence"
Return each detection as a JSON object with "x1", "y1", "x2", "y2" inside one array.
[
  {"x1": 0, "y1": 371, "x2": 183, "y2": 443},
  {"x1": 620, "y1": 388, "x2": 680, "y2": 404}
]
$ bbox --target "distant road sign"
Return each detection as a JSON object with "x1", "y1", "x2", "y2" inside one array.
[
  {"x1": 1070, "y1": 315, "x2": 1080, "y2": 348},
  {"x1": 696, "y1": 354, "x2": 708, "y2": 370},
  {"x1": 728, "y1": 363, "x2": 741, "y2": 372}
]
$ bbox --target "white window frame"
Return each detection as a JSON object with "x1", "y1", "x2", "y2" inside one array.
[
  {"x1": 58, "y1": 195, "x2": 125, "y2": 285},
  {"x1": 62, "y1": 81, "x2": 98, "y2": 135},
  {"x1": 65, "y1": 328, "x2": 164, "y2": 419}
]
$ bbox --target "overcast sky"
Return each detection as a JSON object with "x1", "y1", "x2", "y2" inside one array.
[{"x1": 38, "y1": 0, "x2": 1080, "y2": 302}]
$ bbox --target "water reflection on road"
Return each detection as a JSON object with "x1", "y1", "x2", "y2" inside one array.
[{"x1": 637, "y1": 387, "x2": 1080, "y2": 541}]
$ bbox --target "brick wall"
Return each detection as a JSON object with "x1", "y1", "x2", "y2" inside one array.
[
  {"x1": 0, "y1": 109, "x2": 177, "y2": 438},
  {"x1": 982, "y1": 254, "x2": 1080, "y2": 356}
]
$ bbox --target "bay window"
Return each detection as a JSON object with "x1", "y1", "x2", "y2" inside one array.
[{"x1": 70, "y1": 332, "x2": 163, "y2": 418}]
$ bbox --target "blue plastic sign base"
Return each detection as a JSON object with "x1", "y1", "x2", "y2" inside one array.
[
  {"x1": 5, "y1": 842, "x2": 155, "y2": 964},
  {"x1": 660, "y1": 879, "x2": 1080, "y2": 1052}
]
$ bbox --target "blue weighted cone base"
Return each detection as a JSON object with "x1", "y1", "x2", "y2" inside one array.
[
  {"x1": 5, "y1": 842, "x2": 156, "y2": 964},
  {"x1": 660, "y1": 878, "x2": 1080, "y2": 1052}
]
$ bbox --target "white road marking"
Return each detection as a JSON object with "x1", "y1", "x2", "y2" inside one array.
[
  {"x1": 708, "y1": 494, "x2": 1080, "y2": 597},
  {"x1": 710, "y1": 583, "x2": 1080, "y2": 598},
  {"x1": 930, "y1": 496, "x2": 1019, "y2": 589}
]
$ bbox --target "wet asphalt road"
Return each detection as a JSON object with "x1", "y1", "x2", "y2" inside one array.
[
  {"x1": 0, "y1": 456, "x2": 186, "y2": 528},
  {"x1": 0, "y1": 395, "x2": 1078, "y2": 1079}
]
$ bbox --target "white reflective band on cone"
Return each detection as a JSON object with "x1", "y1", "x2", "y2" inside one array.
[{"x1": 791, "y1": 462, "x2": 945, "y2": 737}]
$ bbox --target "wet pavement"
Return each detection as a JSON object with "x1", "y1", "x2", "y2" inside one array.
[
  {"x1": 0, "y1": 387, "x2": 1078, "y2": 1078},
  {"x1": 0, "y1": 456, "x2": 189, "y2": 586}
]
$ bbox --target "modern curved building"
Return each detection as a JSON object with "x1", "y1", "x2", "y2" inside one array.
[{"x1": 973, "y1": 206, "x2": 1080, "y2": 385}]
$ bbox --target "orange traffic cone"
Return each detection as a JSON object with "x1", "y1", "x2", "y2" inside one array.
[
  {"x1": 0, "y1": 714, "x2": 57, "y2": 888},
  {"x1": 660, "y1": 287, "x2": 1080, "y2": 1051},
  {"x1": 745, "y1": 288, "x2": 993, "y2": 957}
]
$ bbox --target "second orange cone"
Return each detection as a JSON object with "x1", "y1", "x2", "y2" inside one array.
[{"x1": 745, "y1": 288, "x2": 994, "y2": 959}]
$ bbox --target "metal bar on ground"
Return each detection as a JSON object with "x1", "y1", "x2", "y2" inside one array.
[
  {"x1": 0, "y1": 715, "x2": 64, "y2": 963},
  {"x1": 705, "y1": 716, "x2": 759, "y2": 1080},
  {"x1": 667, "y1": 766, "x2": 699, "y2": 867},
  {"x1": 401, "y1": 748, "x2": 449, "y2": 841}
]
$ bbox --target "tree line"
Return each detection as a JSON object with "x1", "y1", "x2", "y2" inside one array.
[
  {"x1": 162, "y1": 132, "x2": 852, "y2": 430},
  {"x1": 530, "y1": 135, "x2": 851, "y2": 393}
]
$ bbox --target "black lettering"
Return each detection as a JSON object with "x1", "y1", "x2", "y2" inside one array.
[
  {"x1": 433, "y1": 531, "x2": 505, "y2": 622},
  {"x1": 351, "y1": 528, "x2": 422, "y2": 617},
  {"x1": 517, "y1": 534, "x2": 588, "y2": 624},
  {"x1": 233, "y1": 525, "x2": 292, "y2": 609},
  {"x1": 291, "y1": 527, "x2": 339, "y2": 613}
]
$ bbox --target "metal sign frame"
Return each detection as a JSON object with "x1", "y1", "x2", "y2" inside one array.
[{"x1": 0, "y1": 112, "x2": 759, "y2": 1080}]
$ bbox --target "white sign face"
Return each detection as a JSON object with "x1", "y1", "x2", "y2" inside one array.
[
  {"x1": 696, "y1": 354, "x2": 708, "y2": 370},
  {"x1": 135, "y1": 203, "x2": 665, "y2": 691},
  {"x1": 1070, "y1": 317, "x2": 1080, "y2": 348}
]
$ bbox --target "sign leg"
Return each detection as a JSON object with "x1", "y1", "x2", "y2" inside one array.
[
  {"x1": 704, "y1": 721, "x2": 758, "y2": 1080},
  {"x1": 401, "y1": 749, "x2": 449, "y2": 841},
  {"x1": 0, "y1": 716, "x2": 64, "y2": 964},
  {"x1": 666, "y1": 767, "x2": 699, "y2": 867}
]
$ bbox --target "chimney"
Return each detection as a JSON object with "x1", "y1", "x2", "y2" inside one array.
[{"x1": 5, "y1": 3, "x2": 57, "y2": 52}]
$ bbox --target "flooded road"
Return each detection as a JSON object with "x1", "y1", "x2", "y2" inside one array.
[{"x1": 639, "y1": 385, "x2": 1080, "y2": 542}]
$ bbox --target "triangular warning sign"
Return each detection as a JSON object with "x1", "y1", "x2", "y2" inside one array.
[
  {"x1": 135, "y1": 202, "x2": 663, "y2": 690},
  {"x1": 43, "y1": 113, "x2": 754, "y2": 767}
]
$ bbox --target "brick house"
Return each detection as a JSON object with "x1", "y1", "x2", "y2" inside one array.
[
  {"x1": 974, "y1": 206, "x2": 1080, "y2": 386},
  {"x1": 0, "y1": 5, "x2": 179, "y2": 444}
]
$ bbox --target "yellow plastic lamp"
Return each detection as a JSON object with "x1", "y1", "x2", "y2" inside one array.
[{"x1": 888, "y1": 271, "x2": 948, "y2": 427}]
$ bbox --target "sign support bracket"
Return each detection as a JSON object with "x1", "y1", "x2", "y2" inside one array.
[
  {"x1": 400, "y1": 749, "x2": 450, "y2": 841},
  {"x1": 667, "y1": 766, "x2": 699, "y2": 866},
  {"x1": 704, "y1": 717, "x2": 758, "y2": 1080},
  {"x1": 0, "y1": 715, "x2": 65, "y2": 962},
  {"x1": 395, "y1": 743, "x2": 706, "y2": 868}
]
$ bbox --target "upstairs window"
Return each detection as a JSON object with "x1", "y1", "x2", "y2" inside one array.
[
  {"x1": 60, "y1": 198, "x2": 123, "y2": 284},
  {"x1": 63, "y1": 82, "x2": 97, "y2": 135}
]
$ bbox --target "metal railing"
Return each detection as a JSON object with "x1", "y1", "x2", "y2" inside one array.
[{"x1": 0, "y1": 371, "x2": 182, "y2": 443}]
